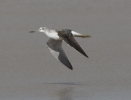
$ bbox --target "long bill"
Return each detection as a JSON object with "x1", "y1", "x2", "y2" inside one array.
[{"x1": 29, "y1": 30, "x2": 39, "y2": 33}]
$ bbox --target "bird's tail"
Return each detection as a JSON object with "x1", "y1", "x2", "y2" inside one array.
[{"x1": 71, "y1": 31, "x2": 91, "y2": 38}]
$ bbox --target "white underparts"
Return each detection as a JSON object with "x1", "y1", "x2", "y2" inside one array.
[{"x1": 44, "y1": 30, "x2": 62, "y2": 40}]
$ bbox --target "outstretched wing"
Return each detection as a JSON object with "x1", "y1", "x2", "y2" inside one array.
[
  {"x1": 58, "y1": 32, "x2": 88, "y2": 58},
  {"x1": 46, "y1": 38, "x2": 73, "y2": 70}
]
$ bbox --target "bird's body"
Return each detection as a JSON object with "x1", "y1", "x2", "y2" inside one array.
[
  {"x1": 44, "y1": 29, "x2": 62, "y2": 40},
  {"x1": 29, "y1": 27, "x2": 91, "y2": 70}
]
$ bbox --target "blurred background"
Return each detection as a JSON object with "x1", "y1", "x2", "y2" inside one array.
[{"x1": 0, "y1": 0, "x2": 131, "y2": 100}]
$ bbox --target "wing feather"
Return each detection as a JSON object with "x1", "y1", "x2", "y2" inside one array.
[
  {"x1": 58, "y1": 32, "x2": 88, "y2": 58},
  {"x1": 46, "y1": 39, "x2": 73, "y2": 70}
]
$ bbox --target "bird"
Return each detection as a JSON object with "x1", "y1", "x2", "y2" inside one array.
[{"x1": 29, "y1": 27, "x2": 91, "y2": 70}]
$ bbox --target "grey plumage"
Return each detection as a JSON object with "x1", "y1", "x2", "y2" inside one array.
[
  {"x1": 46, "y1": 39, "x2": 73, "y2": 70},
  {"x1": 58, "y1": 29, "x2": 88, "y2": 58},
  {"x1": 30, "y1": 27, "x2": 90, "y2": 70}
]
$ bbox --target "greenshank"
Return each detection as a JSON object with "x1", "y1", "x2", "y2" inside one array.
[{"x1": 29, "y1": 27, "x2": 91, "y2": 70}]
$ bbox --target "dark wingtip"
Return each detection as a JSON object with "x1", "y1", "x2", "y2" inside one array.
[
  {"x1": 66, "y1": 65, "x2": 73, "y2": 70},
  {"x1": 84, "y1": 54, "x2": 89, "y2": 58},
  {"x1": 70, "y1": 67, "x2": 73, "y2": 70}
]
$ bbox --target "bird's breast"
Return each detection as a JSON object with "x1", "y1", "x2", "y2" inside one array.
[{"x1": 46, "y1": 31, "x2": 62, "y2": 40}]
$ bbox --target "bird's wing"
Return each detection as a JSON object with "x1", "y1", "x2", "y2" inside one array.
[
  {"x1": 58, "y1": 32, "x2": 88, "y2": 58},
  {"x1": 46, "y1": 38, "x2": 73, "y2": 70}
]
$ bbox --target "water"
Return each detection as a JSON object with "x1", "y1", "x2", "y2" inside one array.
[{"x1": 0, "y1": 0, "x2": 131, "y2": 100}]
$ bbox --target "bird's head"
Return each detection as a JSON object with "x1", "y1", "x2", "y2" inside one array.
[{"x1": 29, "y1": 27, "x2": 49, "y2": 33}]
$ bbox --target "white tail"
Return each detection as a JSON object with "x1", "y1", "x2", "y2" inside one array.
[{"x1": 71, "y1": 31, "x2": 91, "y2": 38}]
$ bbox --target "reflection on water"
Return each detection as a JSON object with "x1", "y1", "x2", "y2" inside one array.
[
  {"x1": 44, "y1": 82, "x2": 83, "y2": 100},
  {"x1": 57, "y1": 87, "x2": 74, "y2": 100},
  {"x1": 44, "y1": 82, "x2": 83, "y2": 86}
]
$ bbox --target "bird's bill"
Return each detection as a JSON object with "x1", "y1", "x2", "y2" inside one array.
[{"x1": 29, "y1": 30, "x2": 39, "y2": 33}]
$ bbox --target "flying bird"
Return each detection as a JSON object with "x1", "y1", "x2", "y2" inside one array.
[{"x1": 29, "y1": 27, "x2": 91, "y2": 70}]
